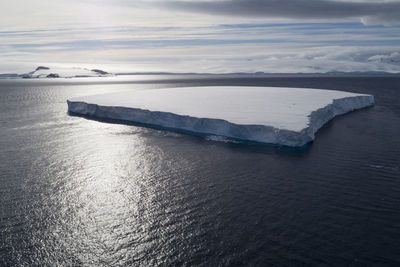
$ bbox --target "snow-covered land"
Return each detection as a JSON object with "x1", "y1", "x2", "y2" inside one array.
[
  {"x1": 0, "y1": 66, "x2": 111, "y2": 79},
  {"x1": 67, "y1": 86, "x2": 374, "y2": 146}
]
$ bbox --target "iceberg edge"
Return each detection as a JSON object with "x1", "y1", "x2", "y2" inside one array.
[{"x1": 67, "y1": 92, "x2": 374, "y2": 147}]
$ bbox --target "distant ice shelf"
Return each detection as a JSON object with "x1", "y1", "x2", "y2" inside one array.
[{"x1": 67, "y1": 86, "x2": 374, "y2": 147}]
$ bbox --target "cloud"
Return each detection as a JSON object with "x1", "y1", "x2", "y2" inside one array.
[
  {"x1": 2, "y1": 38, "x2": 400, "y2": 74},
  {"x1": 161, "y1": 0, "x2": 400, "y2": 25},
  {"x1": 368, "y1": 51, "x2": 400, "y2": 65},
  {"x1": 1, "y1": 1, "x2": 400, "y2": 73}
]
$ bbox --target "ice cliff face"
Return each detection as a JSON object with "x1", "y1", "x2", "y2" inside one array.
[{"x1": 67, "y1": 86, "x2": 374, "y2": 147}]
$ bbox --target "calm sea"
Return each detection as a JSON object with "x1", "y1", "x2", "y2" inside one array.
[{"x1": 1, "y1": 75, "x2": 399, "y2": 266}]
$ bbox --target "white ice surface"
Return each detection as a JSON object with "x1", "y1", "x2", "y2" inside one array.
[
  {"x1": 24, "y1": 66, "x2": 111, "y2": 78},
  {"x1": 67, "y1": 86, "x2": 374, "y2": 146},
  {"x1": 33, "y1": 67, "x2": 92, "y2": 78}
]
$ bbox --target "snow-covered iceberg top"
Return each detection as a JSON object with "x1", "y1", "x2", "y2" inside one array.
[{"x1": 67, "y1": 86, "x2": 374, "y2": 147}]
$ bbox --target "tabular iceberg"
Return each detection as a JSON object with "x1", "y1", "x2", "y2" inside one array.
[{"x1": 67, "y1": 86, "x2": 374, "y2": 147}]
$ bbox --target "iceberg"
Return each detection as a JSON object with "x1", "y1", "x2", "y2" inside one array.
[{"x1": 67, "y1": 86, "x2": 374, "y2": 147}]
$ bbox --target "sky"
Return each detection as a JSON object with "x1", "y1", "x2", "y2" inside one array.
[{"x1": 1, "y1": 0, "x2": 400, "y2": 73}]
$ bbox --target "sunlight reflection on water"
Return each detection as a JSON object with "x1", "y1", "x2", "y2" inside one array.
[{"x1": 52, "y1": 122, "x2": 157, "y2": 264}]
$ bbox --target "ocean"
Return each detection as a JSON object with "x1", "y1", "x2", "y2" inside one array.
[{"x1": 1, "y1": 75, "x2": 399, "y2": 266}]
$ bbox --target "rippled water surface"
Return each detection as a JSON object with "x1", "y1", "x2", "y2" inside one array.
[{"x1": 1, "y1": 76, "x2": 400, "y2": 266}]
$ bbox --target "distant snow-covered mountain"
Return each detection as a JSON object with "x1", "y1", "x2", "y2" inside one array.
[{"x1": 0, "y1": 66, "x2": 112, "y2": 79}]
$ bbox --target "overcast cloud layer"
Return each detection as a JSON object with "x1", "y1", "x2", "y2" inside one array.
[
  {"x1": 0, "y1": 0, "x2": 400, "y2": 73},
  {"x1": 163, "y1": 0, "x2": 400, "y2": 25}
]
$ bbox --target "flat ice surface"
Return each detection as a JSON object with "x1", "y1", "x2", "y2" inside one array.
[
  {"x1": 68, "y1": 86, "x2": 374, "y2": 146},
  {"x1": 70, "y1": 86, "x2": 370, "y2": 131}
]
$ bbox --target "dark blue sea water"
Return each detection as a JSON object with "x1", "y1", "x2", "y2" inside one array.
[{"x1": 1, "y1": 75, "x2": 399, "y2": 266}]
